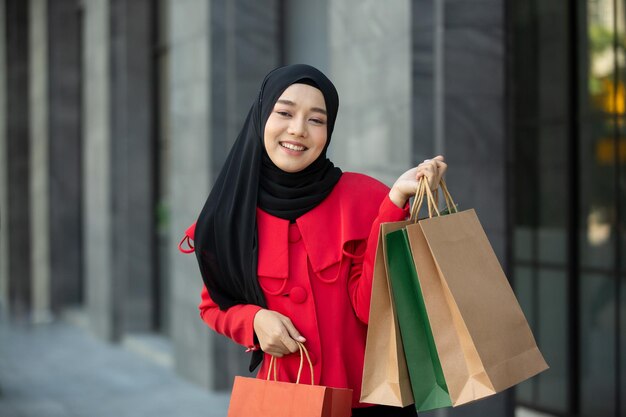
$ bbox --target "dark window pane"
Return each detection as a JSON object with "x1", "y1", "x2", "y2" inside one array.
[
  {"x1": 579, "y1": 118, "x2": 617, "y2": 271},
  {"x1": 537, "y1": 125, "x2": 569, "y2": 265},
  {"x1": 514, "y1": 227, "x2": 533, "y2": 262},
  {"x1": 535, "y1": 269, "x2": 569, "y2": 411},
  {"x1": 580, "y1": 272, "x2": 616, "y2": 416},
  {"x1": 514, "y1": 266, "x2": 536, "y2": 403}
]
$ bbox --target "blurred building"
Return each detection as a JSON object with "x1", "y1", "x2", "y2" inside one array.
[{"x1": 0, "y1": 1, "x2": 624, "y2": 416}]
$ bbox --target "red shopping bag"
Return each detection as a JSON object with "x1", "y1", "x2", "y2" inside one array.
[{"x1": 227, "y1": 343, "x2": 353, "y2": 417}]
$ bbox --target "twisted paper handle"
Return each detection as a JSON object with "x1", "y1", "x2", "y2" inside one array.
[{"x1": 266, "y1": 342, "x2": 314, "y2": 385}]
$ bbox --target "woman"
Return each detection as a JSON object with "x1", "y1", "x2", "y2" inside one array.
[{"x1": 179, "y1": 64, "x2": 446, "y2": 416}]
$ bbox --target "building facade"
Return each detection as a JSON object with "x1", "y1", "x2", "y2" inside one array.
[{"x1": 0, "y1": 0, "x2": 623, "y2": 416}]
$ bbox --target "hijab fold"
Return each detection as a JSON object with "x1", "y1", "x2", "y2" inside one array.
[{"x1": 193, "y1": 65, "x2": 341, "y2": 370}]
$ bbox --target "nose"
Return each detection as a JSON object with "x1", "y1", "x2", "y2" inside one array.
[{"x1": 287, "y1": 117, "x2": 306, "y2": 137}]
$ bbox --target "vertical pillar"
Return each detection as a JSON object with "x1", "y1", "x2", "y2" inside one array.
[
  {"x1": 0, "y1": 0, "x2": 8, "y2": 316},
  {"x1": 83, "y1": 0, "x2": 155, "y2": 341},
  {"x1": 48, "y1": 0, "x2": 82, "y2": 312},
  {"x1": 29, "y1": 0, "x2": 51, "y2": 323},
  {"x1": 4, "y1": 0, "x2": 31, "y2": 318},
  {"x1": 328, "y1": 0, "x2": 412, "y2": 185},
  {"x1": 83, "y1": 0, "x2": 114, "y2": 339},
  {"x1": 168, "y1": 0, "x2": 279, "y2": 389},
  {"x1": 109, "y1": 0, "x2": 155, "y2": 333},
  {"x1": 168, "y1": 0, "x2": 212, "y2": 388}
]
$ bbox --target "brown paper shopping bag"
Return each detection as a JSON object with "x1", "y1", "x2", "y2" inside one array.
[
  {"x1": 405, "y1": 181, "x2": 548, "y2": 406},
  {"x1": 360, "y1": 220, "x2": 415, "y2": 407},
  {"x1": 228, "y1": 343, "x2": 353, "y2": 417}
]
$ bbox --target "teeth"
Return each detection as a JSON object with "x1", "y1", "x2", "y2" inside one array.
[{"x1": 281, "y1": 142, "x2": 306, "y2": 151}]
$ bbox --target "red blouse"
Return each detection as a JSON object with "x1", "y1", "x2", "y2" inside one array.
[{"x1": 181, "y1": 172, "x2": 408, "y2": 408}]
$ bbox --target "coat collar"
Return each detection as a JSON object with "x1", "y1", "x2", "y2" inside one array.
[{"x1": 256, "y1": 173, "x2": 386, "y2": 277}]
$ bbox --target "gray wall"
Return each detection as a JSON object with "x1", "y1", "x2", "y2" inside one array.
[
  {"x1": 48, "y1": 0, "x2": 83, "y2": 313},
  {"x1": 29, "y1": 0, "x2": 51, "y2": 322},
  {"x1": 329, "y1": 0, "x2": 413, "y2": 186},
  {"x1": 0, "y1": 0, "x2": 7, "y2": 316},
  {"x1": 83, "y1": 0, "x2": 113, "y2": 340},
  {"x1": 168, "y1": 0, "x2": 281, "y2": 390},
  {"x1": 83, "y1": 0, "x2": 155, "y2": 341},
  {"x1": 167, "y1": 0, "x2": 214, "y2": 389},
  {"x1": 283, "y1": 0, "x2": 329, "y2": 73},
  {"x1": 4, "y1": 0, "x2": 32, "y2": 318},
  {"x1": 108, "y1": 0, "x2": 155, "y2": 334}
]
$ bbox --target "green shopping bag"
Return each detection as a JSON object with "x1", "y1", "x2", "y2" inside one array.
[{"x1": 386, "y1": 227, "x2": 451, "y2": 412}]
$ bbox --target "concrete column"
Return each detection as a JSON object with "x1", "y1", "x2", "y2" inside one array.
[
  {"x1": 109, "y1": 0, "x2": 155, "y2": 334},
  {"x1": 29, "y1": 0, "x2": 51, "y2": 323},
  {"x1": 48, "y1": 0, "x2": 82, "y2": 312},
  {"x1": 168, "y1": 0, "x2": 279, "y2": 390},
  {"x1": 328, "y1": 0, "x2": 413, "y2": 186},
  {"x1": 83, "y1": 0, "x2": 155, "y2": 341},
  {"x1": 4, "y1": 0, "x2": 31, "y2": 318},
  {"x1": 168, "y1": 0, "x2": 212, "y2": 388},
  {"x1": 0, "y1": 0, "x2": 8, "y2": 316},
  {"x1": 83, "y1": 0, "x2": 113, "y2": 340}
]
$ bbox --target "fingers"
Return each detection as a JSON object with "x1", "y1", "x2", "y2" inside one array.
[
  {"x1": 282, "y1": 317, "x2": 306, "y2": 344},
  {"x1": 415, "y1": 155, "x2": 446, "y2": 189},
  {"x1": 279, "y1": 317, "x2": 305, "y2": 354},
  {"x1": 253, "y1": 309, "x2": 305, "y2": 357}
]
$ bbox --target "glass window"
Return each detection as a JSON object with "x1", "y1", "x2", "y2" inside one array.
[
  {"x1": 535, "y1": 270, "x2": 569, "y2": 411},
  {"x1": 580, "y1": 272, "x2": 616, "y2": 416}
]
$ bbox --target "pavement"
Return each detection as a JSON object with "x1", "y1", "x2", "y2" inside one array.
[{"x1": 0, "y1": 314, "x2": 230, "y2": 417}]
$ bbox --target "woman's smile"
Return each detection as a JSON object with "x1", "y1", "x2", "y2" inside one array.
[{"x1": 279, "y1": 141, "x2": 308, "y2": 153}]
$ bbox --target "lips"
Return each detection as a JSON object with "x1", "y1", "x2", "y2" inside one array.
[{"x1": 280, "y1": 141, "x2": 307, "y2": 152}]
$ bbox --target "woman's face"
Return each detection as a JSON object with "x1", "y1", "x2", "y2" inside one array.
[{"x1": 263, "y1": 83, "x2": 328, "y2": 173}]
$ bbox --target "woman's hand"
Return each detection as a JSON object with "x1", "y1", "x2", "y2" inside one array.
[
  {"x1": 389, "y1": 155, "x2": 447, "y2": 208},
  {"x1": 253, "y1": 309, "x2": 306, "y2": 357}
]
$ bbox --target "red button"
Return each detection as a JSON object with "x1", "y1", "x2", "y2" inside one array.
[
  {"x1": 288, "y1": 225, "x2": 301, "y2": 242},
  {"x1": 289, "y1": 286, "x2": 307, "y2": 304}
]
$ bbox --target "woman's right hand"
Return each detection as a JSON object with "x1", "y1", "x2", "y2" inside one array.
[{"x1": 253, "y1": 309, "x2": 306, "y2": 357}]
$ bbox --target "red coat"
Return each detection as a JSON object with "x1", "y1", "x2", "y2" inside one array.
[{"x1": 180, "y1": 172, "x2": 408, "y2": 408}]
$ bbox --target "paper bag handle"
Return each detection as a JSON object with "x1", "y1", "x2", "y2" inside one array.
[
  {"x1": 410, "y1": 178, "x2": 440, "y2": 220},
  {"x1": 439, "y1": 180, "x2": 457, "y2": 214},
  {"x1": 410, "y1": 178, "x2": 458, "y2": 220},
  {"x1": 266, "y1": 342, "x2": 314, "y2": 385}
]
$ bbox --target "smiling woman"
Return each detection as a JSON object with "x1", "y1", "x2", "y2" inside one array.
[
  {"x1": 181, "y1": 64, "x2": 446, "y2": 416},
  {"x1": 264, "y1": 83, "x2": 329, "y2": 173}
]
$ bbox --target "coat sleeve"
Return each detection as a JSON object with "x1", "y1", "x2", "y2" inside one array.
[
  {"x1": 198, "y1": 285, "x2": 262, "y2": 349},
  {"x1": 347, "y1": 194, "x2": 408, "y2": 324},
  {"x1": 178, "y1": 222, "x2": 262, "y2": 350}
]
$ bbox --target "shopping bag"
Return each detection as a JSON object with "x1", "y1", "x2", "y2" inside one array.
[
  {"x1": 405, "y1": 181, "x2": 548, "y2": 406},
  {"x1": 360, "y1": 218, "x2": 415, "y2": 407},
  {"x1": 227, "y1": 343, "x2": 353, "y2": 417},
  {"x1": 386, "y1": 226, "x2": 452, "y2": 412}
]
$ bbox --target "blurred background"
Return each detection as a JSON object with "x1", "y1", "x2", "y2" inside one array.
[{"x1": 0, "y1": 0, "x2": 624, "y2": 416}]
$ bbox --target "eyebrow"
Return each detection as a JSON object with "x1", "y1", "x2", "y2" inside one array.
[{"x1": 276, "y1": 99, "x2": 327, "y2": 116}]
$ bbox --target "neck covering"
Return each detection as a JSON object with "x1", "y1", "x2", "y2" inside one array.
[{"x1": 193, "y1": 64, "x2": 342, "y2": 320}]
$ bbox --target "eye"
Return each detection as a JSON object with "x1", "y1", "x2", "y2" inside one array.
[
  {"x1": 276, "y1": 111, "x2": 291, "y2": 117},
  {"x1": 310, "y1": 118, "x2": 326, "y2": 125}
]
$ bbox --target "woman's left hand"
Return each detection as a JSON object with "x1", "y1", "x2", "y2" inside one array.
[{"x1": 389, "y1": 155, "x2": 447, "y2": 209}]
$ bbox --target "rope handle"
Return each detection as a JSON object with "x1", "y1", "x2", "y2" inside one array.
[
  {"x1": 266, "y1": 342, "x2": 314, "y2": 385},
  {"x1": 410, "y1": 178, "x2": 458, "y2": 221}
]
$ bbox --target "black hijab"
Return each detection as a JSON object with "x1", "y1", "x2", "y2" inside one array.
[{"x1": 193, "y1": 65, "x2": 342, "y2": 369}]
